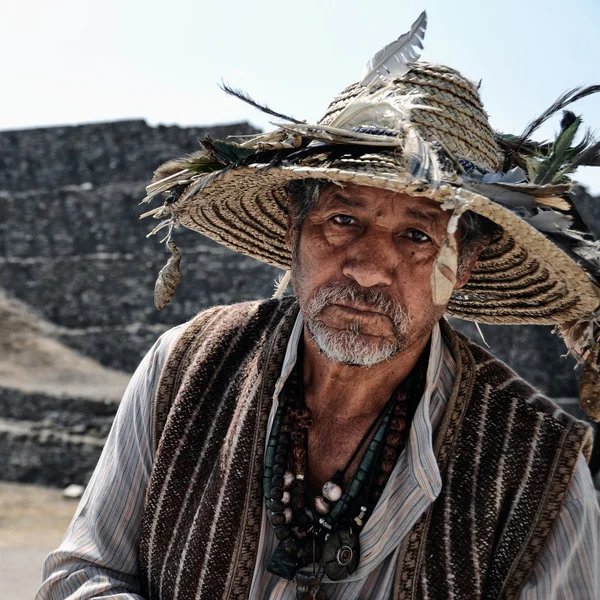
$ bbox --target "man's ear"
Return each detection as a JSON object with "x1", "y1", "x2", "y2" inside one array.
[
  {"x1": 285, "y1": 213, "x2": 293, "y2": 251},
  {"x1": 454, "y1": 246, "x2": 482, "y2": 289}
]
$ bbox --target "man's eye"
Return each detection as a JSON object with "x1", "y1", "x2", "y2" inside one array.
[
  {"x1": 407, "y1": 229, "x2": 431, "y2": 243},
  {"x1": 331, "y1": 214, "x2": 356, "y2": 226}
]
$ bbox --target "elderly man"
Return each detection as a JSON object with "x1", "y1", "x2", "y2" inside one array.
[{"x1": 39, "y1": 13, "x2": 599, "y2": 600}]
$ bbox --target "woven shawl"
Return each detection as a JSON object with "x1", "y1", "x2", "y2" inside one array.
[{"x1": 138, "y1": 297, "x2": 592, "y2": 600}]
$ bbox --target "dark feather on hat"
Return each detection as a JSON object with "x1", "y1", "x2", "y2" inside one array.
[{"x1": 219, "y1": 82, "x2": 302, "y2": 124}]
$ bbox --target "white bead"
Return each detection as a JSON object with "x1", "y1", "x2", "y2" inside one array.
[
  {"x1": 283, "y1": 471, "x2": 295, "y2": 488},
  {"x1": 314, "y1": 495, "x2": 330, "y2": 515},
  {"x1": 322, "y1": 481, "x2": 342, "y2": 502},
  {"x1": 284, "y1": 507, "x2": 293, "y2": 523},
  {"x1": 282, "y1": 491, "x2": 291, "y2": 504}
]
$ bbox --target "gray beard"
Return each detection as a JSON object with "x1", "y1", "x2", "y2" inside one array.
[
  {"x1": 307, "y1": 318, "x2": 404, "y2": 366},
  {"x1": 303, "y1": 282, "x2": 413, "y2": 367}
]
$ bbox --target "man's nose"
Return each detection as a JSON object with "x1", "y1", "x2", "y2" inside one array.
[{"x1": 341, "y1": 230, "x2": 395, "y2": 288}]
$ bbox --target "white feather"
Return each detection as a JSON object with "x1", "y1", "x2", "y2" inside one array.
[
  {"x1": 524, "y1": 210, "x2": 573, "y2": 232},
  {"x1": 145, "y1": 169, "x2": 191, "y2": 193},
  {"x1": 481, "y1": 167, "x2": 527, "y2": 184},
  {"x1": 573, "y1": 240, "x2": 600, "y2": 268},
  {"x1": 274, "y1": 121, "x2": 404, "y2": 146},
  {"x1": 403, "y1": 126, "x2": 442, "y2": 187},
  {"x1": 360, "y1": 11, "x2": 427, "y2": 87},
  {"x1": 474, "y1": 322, "x2": 491, "y2": 348},
  {"x1": 328, "y1": 87, "x2": 432, "y2": 131},
  {"x1": 464, "y1": 182, "x2": 535, "y2": 212},
  {"x1": 272, "y1": 270, "x2": 291, "y2": 299}
]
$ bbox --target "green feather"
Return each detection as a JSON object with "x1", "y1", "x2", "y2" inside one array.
[
  {"x1": 200, "y1": 137, "x2": 257, "y2": 165},
  {"x1": 181, "y1": 150, "x2": 222, "y2": 174},
  {"x1": 535, "y1": 117, "x2": 581, "y2": 185}
]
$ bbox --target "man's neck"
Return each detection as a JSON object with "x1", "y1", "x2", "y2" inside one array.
[{"x1": 301, "y1": 326, "x2": 433, "y2": 423}]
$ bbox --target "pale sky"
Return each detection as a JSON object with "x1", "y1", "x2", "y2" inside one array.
[{"x1": 4, "y1": 0, "x2": 600, "y2": 192}]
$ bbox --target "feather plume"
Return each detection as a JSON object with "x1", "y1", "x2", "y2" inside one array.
[
  {"x1": 492, "y1": 182, "x2": 571, "y2": 196},
  {"x1": 275, "y1": 142, "x2": 379, "y2": 164},
  {"x1": 272, "y1": 270, "x2": 291, "y2": 299},
  {"x1": 572, "y1": 239, "x2": 600, "y2": 270},
  {"x1": 142, "y1": 179, "x2": 193, "y2": 205},
  {"x1": 519, "y1": 86, "x2": 600, "y2": 146},
  {"x1": 524, "y1": 210, "x2": 573, "y2": 233},
  {"x1": 360, "y1": 11, "x2": 427, "y2": 86},
  {"x1": 536, "y1": 116, "x2": 582, "y2": 184},
  {"x1": 481, "y1": 167, "x2": 527, "y2": 184},
  {"x1": 463, "y1": 182, "x2": 535, "y2": 213},
  {"x1": 275, "y1": 121, "x2": 404, "y2": 146},
  {"x1": 154, "y1": 241, "x2": 181, "y2": 310},
  {"x1": 556, "y1": 139, "x2": 600, "y2": 178},
  {"x1": 534, "y1": 196, "x2": 571, "y2": 210},
  {"x1": 403, "y1": 126, "x2": 442, "y2": 187},
  {"x1": 219, "y1": 82, "x2": 302, "y2": 123},
  {"x1": 200, "y1": 136, "x2": 257, "y2": 165},
  {"x1": 328, "y1": 88, "x2": 432, "y2": 132},
  {"x1": 504, "y1": 85, "x2": 600, "y2": 170},
  {"x1": 431, "y1": 237, "x2": 457, "y2": 305},
  {"x1": 147, "y1": 167, "x2": 191, "y2": 191},
  {"x1": 560, "y1": 110, "x2": 578, "y2": 131},
  {"x1": 431, "y1": 205, "x2": 465, "y2": 305},
  {"x1": 568, "y1": 128, "x2": 596, "y2": 160}
]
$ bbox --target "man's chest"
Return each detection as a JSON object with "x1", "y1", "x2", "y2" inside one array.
[{"x1": 305, "y1": 416, "x2": 375, "y2": 494}]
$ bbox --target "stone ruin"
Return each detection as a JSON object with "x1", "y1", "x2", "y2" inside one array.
[{"x1": 0, "y1": 119, "x2": 598, "y2": 487}]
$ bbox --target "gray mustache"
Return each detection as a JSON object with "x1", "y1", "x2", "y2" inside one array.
[{"x1": 305, "y1": 282, "x2": 410, "y2": 333}]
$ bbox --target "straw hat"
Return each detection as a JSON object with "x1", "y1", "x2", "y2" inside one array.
[{"x1": 142, "y1": 12, "x2": 600, "y2": 418}]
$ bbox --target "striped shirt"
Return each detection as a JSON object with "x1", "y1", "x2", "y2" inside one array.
[{"x1": 37, "y1": 316, "x2": 600, "y2": 599}]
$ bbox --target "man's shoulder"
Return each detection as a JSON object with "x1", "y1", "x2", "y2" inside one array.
[
  {"x1": 161, "y1": 296, "x2": 298, "y2": 372},
  {"x1": 444, "y1": 321, "x2": 592, "y2": 433}
]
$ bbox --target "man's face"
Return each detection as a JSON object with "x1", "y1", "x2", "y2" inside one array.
[{"x1": 288, "y1": 183, "x2": 456, "y2": 366}]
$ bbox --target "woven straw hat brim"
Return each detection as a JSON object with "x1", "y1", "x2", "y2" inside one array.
[{"x1": 169, "y1": 160, "x2": 600, "y2": 326}]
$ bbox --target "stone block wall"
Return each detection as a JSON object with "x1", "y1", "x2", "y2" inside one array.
[
  {"x1": 0, "y1": 121, "x2": 278, "y2": 374},
  {"x1": 0, "y1": 387, "x2": 118, "y2": 486},
  {"x1": 1, "y1": 120, "x2": 599, "y2": 486},
  {"x1": 0, "y1": 119, "x2": 258, "y2": 192}
]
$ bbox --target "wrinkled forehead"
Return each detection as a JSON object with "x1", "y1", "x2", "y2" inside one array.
[{"x1": 313, "y1": 182, "x2": 450, "y2": 228}]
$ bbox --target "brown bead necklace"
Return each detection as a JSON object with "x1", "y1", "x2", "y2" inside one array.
[{"x1": 263, "y1": 342, "x2": 428, "y2": 599}]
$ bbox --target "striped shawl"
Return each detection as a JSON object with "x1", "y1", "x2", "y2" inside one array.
[{"x1": 138, "y1": 297, "x2": 592, "y2": 600}]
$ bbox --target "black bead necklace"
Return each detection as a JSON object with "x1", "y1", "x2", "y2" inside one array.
[{"x1": 263, "y1": 342, "x2": 428, "y2": 599}]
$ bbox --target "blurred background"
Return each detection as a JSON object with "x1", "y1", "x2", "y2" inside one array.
[{"x1": 1, "y1": 0, "x2": 600, "y2": 597}]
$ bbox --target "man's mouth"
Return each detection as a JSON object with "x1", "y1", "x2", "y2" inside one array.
[{"x1": 329, "y1": 302, "x2": 386, "y2": 318}]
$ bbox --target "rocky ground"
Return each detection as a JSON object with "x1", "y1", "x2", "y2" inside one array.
[
  {"x1": 0, "y1": 286, "x2": 130, "y2": 487},
  {"x1": 0, "y1": 482, "x2": 78, "y2": 599}
]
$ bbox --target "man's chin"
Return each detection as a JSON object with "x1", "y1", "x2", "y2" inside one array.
[{"x1": 307, "y1": 321, "x2": 402, "y2": 367}]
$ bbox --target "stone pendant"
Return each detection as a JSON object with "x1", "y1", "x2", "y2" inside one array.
[
  {"x1": 295, "y1": 574, "x2": 327, "y2": 599},
  {"x1": 267, "y1": 540, "x2": 300, "y2": 580},
  {"x1": 322, "y1": 524, "x2": 360, "y2": 581},
  {"x1": 322, "y1": 480, "x2": 342, "y2": 502}
]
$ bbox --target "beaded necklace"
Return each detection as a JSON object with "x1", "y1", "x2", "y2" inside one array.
[{"x1": 263, "y1": 342, "x2": 428, "y2": 599}]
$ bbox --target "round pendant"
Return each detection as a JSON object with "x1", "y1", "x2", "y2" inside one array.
[
  {"x1": 322, "y1": 524, "x2": 360, "y2": 581},
  {"x1": 322, "y1": 480, "x2": 342, "y2": 502},
  {"x1": 336, "y1": 545, "x2": 353, "y2": 566}
]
